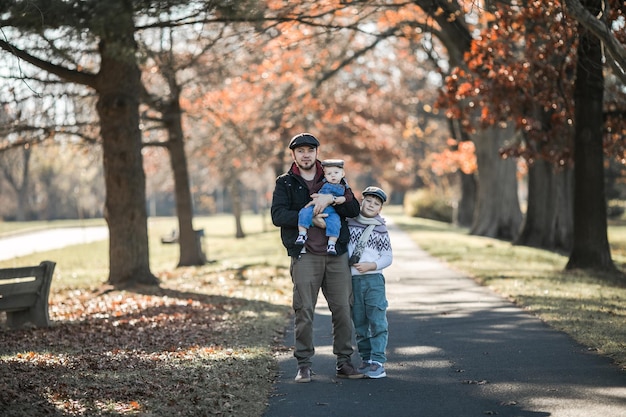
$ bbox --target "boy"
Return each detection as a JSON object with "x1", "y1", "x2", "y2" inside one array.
[
  {"x1": 295, "y1": 159, "x2": 346, "y2": 255},
  {"x1": 347, "y1": 186, "x2": 392, "y2": 378}
]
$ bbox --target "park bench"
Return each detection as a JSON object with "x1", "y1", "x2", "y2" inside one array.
[
  {"x1": 160, "y1": 229, "x2": 205, "y2": 244},
  {"x1": 0, "y1": 261, "x2": 56, "y2": 329}
]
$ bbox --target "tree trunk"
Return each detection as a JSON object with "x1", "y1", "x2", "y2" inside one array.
[
  {"x1": 97, "y1": 26, "x2": 157, "y2": 286},
  {"x1": 230, "y1": 177, "x2": 245, "y2": 239},
  {"x1": 456, "y1": 171, "x2": 476, "y2": 228},
  {"x1": 0, "y1": 147, "x2": 32, "y2": 221},
  {"x1": 470, "y1": 125, "x2": 522, "y2": 240},
  {"x1": 163, "y1": 97, "x2": 206, "y2": 266},
  {"x1": 566, "y1": 0, "x2": 615, "y2": 272},
  {"x1": 515, "y1": 160, "x2": 573, "y2": 252},
  {"x1": 13, "y1": 147, "x2": 31, "y2": 221},
  {"x1": 448, "y1": 118, "x2": 476, "y2": 228}
]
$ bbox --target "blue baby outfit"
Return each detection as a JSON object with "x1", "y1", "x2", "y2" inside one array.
[{"x1": 298, "y1": 182, "x2": 345, "y2": 238}]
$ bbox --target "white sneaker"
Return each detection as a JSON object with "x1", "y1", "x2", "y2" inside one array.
[{"x1": 366, "y1": 361, "x2": 386, "y2": 379}]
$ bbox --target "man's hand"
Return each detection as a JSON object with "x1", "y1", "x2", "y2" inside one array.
[
  {"x1": 312, "y1": 213, "x2": 328, "y2": 228},
  {"x1": 309, "y1": 193, "x2": 334, "y2": 215}
]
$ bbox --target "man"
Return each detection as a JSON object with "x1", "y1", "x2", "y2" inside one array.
[{"x1": 271, "y1": 132, "x2": 364, "y2": 382}]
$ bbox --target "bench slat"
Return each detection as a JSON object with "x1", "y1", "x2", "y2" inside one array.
[
  {"x1": 0, "y1": 265, "x2": 46, "y2": 280},
  {"x1": 0, "y1": 279, "x2": 42, "y2": 297},
  {"x1": 0, "y1": 293, "x2": 38, "y2": 310},
  {"x1": 0, "y1": 261, "x2": 56, "y2": 329}
]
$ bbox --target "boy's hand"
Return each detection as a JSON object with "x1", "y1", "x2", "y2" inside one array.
[{"x1": 353, "y1": 262, "x2": 377, "y2": 273}]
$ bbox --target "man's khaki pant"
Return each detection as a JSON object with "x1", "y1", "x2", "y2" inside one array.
[{"x1": 290, "y1": 252, "x2": 354, "y2": 368}]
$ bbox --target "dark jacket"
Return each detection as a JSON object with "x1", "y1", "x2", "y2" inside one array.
[{"x1": 271, "y1": 160, "x2": 360, "y2": 257}]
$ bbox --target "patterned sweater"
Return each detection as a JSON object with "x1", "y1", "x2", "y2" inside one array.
[{"x1": 347, "y1": 215, "x2": 393, "y2": 276}]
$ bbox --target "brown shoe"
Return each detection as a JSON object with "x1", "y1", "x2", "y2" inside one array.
[
  {"x1": 295, "y1": 366, "x2": 311, "y2": 383},
  {"x1": 336, "y1": 362, "x2": 365, "y2": 379}
]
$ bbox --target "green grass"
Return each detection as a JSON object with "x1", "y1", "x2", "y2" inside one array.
[
  {"x1": 384, "y1": 205, "x2": 626, "y2": 371},
  {"x1": 0, "y1": 214, "x2": 287, "y2": 291}
]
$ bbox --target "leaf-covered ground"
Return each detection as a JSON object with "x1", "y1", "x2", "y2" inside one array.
[{"x1": 0, "y1": 265, "x2": 292, "y2": 416}]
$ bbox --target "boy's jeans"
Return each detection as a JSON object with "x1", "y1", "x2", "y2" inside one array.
[{"x1": 351, "y1": 273, "x2": 388, "y2": 364}]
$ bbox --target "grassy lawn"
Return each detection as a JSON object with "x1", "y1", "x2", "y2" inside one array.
[
  {"x1": 0, "y1": 208, "x2": 624, "y2": 416},
  {"x1": 383, "y1": 205, "x2": 626, "y2": 371}
]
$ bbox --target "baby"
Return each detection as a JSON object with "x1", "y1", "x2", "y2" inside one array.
[{"x1": 295, "y1": 159, "x2": 346, "y2": 255}]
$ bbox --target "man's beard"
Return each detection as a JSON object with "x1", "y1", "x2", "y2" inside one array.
[{"x1": 296, "y1": 160, "x2": 315, "y2": 171}]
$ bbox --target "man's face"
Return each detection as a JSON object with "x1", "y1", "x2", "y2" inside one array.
[{"x1": 292, "y1": 146, "x2": 317, "y2": 171}]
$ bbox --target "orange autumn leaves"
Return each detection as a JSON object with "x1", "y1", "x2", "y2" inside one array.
[{"x1": 430, "y1": 139, "x2": 477, "y2": 176}]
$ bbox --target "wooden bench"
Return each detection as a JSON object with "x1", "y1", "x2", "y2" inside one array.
[{"x1": 0, "y1": 261, "x2": 56, "y2": 329}]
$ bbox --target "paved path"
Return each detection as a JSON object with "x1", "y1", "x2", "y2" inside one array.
[
  {"x1": 264, "y1": 224, "x2": 626, "y2": 417},
  {"x1": 0, "y1": 227, "x2": 108, "y2": 261}
]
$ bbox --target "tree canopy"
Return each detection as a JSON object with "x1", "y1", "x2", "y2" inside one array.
[{"x1": 2, "y1": 0, "x2": 626, "y2": 278}]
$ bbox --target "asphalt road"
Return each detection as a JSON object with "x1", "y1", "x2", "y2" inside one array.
[
  {"x1": 264, "y1": 224, "x2": 626, "y2": 417},
  {"x1": 0, "y1": 226, "x2": 108, "y2": 261}
]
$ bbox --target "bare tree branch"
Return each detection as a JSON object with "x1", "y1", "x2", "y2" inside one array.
[
  {"x1": 0, "y1": 39, "x2": 98, "y2": 89},
  {"x1": 565, "y1": 0, "x2": 626, "y2": 84},
  {"x1": 0, "y1": 132, "x2": 51, "y2": 153}
]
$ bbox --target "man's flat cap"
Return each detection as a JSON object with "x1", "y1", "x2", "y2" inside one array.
[{"x1": 289, "y1": 133, "x2": 320, "y2": 149}]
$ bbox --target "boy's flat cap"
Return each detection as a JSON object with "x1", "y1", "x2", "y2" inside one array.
[
  {"x1": 321, "y1": 159, "x2": 344, "y2": 168},
  {"x1": 362, "y1": 186, "x2": 387, "y2": 203}
]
